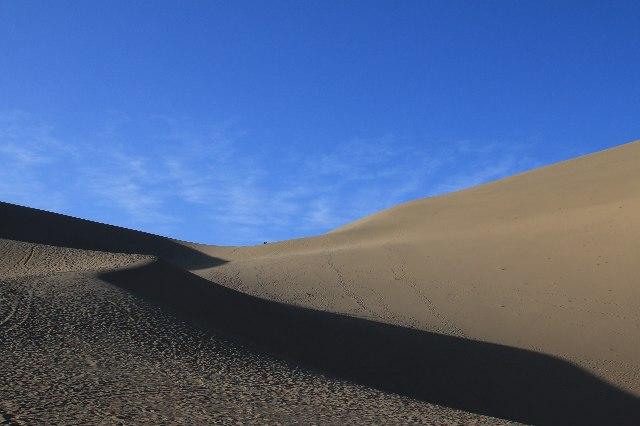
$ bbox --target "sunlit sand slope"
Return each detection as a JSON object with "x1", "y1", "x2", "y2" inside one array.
[{"x1": 193, "y1": 141, "x2": 640, "y2": 421}]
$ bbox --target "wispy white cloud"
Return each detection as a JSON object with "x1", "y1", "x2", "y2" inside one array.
[
  {"x1": 0, "y1": 111, "x2": 70, "y2": 211},
  {"x1": 0, "y1": 111, "x2": 539, "y2": 245}
]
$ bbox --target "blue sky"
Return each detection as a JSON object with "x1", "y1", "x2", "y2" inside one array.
[{"x1": 1, "y1": 1, "x2": 639, "y2": 245}]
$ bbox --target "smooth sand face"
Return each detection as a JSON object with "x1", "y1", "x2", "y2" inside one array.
[
  {"x1": 194, "y1": 140, "x2": 640, "y2": 397},
  {"x1": 1, "y1": 140, "x2": 639, "y2": 423}
]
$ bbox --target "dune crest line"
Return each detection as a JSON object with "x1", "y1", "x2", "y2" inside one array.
[{"x1": 2, "y1": 140, "x2": 640, "y2": 423}]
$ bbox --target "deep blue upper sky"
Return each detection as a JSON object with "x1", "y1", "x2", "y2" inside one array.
[{"x1": 1, "y1": 1, "x2": 639, "y2": 245}]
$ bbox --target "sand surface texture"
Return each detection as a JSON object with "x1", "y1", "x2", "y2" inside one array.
[
  {"x1": 0, "y1": 241, "x2": 506, "y2": 425},
  {"x1": 2, "y1": 141, "x2": 640, "y2": 424}
]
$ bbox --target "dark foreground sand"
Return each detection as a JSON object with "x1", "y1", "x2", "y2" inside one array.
[
  {"x1": 2, "y1": 141, "x2": 640, "y2": 424},
  {"x1": 0, "y1": 250, "x2": 499, "y2": 424}
]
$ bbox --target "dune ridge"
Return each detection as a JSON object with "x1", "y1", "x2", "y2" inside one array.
[
  {"x1": 2, "y1": 140, "x2": 640, "y2": 423},
  {"x1": 194, "y1": 140, "x2": 640, "y2": 394}
]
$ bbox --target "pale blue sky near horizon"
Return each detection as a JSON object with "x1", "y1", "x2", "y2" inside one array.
[{"x1": 1, "y1": 1, "x2": 639, "y2": 245}]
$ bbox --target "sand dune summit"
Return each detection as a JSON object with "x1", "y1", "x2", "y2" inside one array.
[{"x1": 2, "y1": 141, "x2": 640, "y2": 424}]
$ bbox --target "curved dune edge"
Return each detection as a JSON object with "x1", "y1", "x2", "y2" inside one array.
[
  {"x1": 1, "y1": 140, "x2": 639, "y2": 423},
  {"x1": 194, "y1": 140, "x2": 640, "y2": 393}
]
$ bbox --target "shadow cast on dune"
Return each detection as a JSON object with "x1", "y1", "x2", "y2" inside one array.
[
  {"x1": 3, "y1": 202, "x2": 638, "y2": 423},
  {"x1": 0, "y1": 202, "x2": 225, "y2": 270},
  {"x1": 99, "y1": 260, "x2": 639, "y2": 425}
]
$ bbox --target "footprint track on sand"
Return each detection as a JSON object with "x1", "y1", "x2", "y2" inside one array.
[
  {"x1": 0, "y1": 280, "x2": 33, "y2": 332},
  {"x1": 384, "y1": 244, "x2": 466, "y2": 337}
]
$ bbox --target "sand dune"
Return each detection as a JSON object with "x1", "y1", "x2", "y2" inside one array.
[
  {"x1": 2, "y1": 140, "x2": 640, "y2": 424},
  {"x1": 0, "y1": 223, "x2": 500, "y2": 424}
]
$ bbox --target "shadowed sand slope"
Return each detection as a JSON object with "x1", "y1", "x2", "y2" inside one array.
[
  {"x1": 0, "y1": 237, "x2": 501, "y2": 423},
  {"x1": 1, "y1": 140, "x2": 640, "y2": 424},
  {"x1": 1, "y1": 261, "x2": 499, "y2": 424}
]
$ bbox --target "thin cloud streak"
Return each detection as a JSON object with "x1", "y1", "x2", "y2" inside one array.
[{"x1": 0, "y1": 111, "x2": 539, "y2": 245}]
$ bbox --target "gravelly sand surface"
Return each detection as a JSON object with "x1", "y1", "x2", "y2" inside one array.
[{"x1": 0, "y1": 242, "x2": 507, "y2": 425}]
